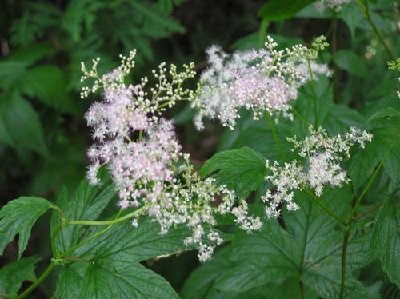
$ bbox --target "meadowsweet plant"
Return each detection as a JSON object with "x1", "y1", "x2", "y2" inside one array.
[
  {"x1": 191, "y1": 35, "x2": 331, "y2": 130},
  {"x1": 81, "y1": 52, "x2": 261, "y2": 262},
  {"x1": 0, "y1": 0, "x2": 399, "y2": 298}
]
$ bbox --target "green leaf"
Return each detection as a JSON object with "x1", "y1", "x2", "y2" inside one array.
[
  {"x1": 324, "y1": 105, "x2": 366, "y2": 134},
  {"x1": 370, "y1": 196, "x2": 400, "y2": 287},
  {"x1": 0, "y1": 197, "x2": 54, "y2": 258},
  {"x1": 200, "y1": 147, "x2": 267, "y2": 198},
  {"x1": 0, "y1": 93, "x2": 48, "y2": 155},
  {"x1": 21, "y1": 65, "x2": 76, "y2": 113},
  {"x1": 50, "y1": 176, "x2": 116, "y2": 254},
  {"x1": 349, "y1": 140, "x2": 381, "y2": 190},
  {"x1": 184, "y1": 194, "x2": 369, "y2": 298},
  {"x1": 0, "y1": 257, "x2": 39, "y2": 297},
  {"x1": 334, "y1": 50, "x2": 368, "y2": 78},
  {"x1": 259, "y1": 0, "x2": 317, "y2": 22},
  {"x1": 56, "y1": 220, "x2": 189, "y2": 299}
]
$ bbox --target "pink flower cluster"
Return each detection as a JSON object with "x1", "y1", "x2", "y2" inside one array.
[
  {"x1": 192, "y1": 36, "x2": 331, "y2": 130},
  {"x1": 82, "y1": 52, "x2": 261, "y2": 261}
]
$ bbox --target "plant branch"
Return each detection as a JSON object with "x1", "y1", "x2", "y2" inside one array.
[
  {"x1": 16, "y1": 262, "x2": 55, "y2": 299},
  {"x1": 339, "y1": 228, "x2": 351, "y2": 299},
  {"x1": 265, "y1": 112, "x2": 287, "y2": 160},
  {"x1": 305, "y1": 189, "x2": 347, "y2": 226},
  {"x1": 357, "y1": 0, "x2": 395, "y2": 60},
  {"x1": 306, "y1": 58, "x2": 318, "y2": 127}
]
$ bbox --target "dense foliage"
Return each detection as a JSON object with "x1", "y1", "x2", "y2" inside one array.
[{"x1": 0, "y1": 0, "x2": 399, "y2": 298}]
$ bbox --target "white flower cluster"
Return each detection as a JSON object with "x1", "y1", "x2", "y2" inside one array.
[
  {"x1": 262, "y1": 126, "x2": 372, "y2": 218},
  {"x1": 388, "y1": 58, "x2": 400, "y2": 99},
  {"x1": 82, "y1": 51, "x2": 261, "y2": 261},
  {"x1": 317, "y1": 0, "x2": 351, "y2": 12},
  {"x1": 192, "y1": 36, "x2": 331, "y2": 130}
]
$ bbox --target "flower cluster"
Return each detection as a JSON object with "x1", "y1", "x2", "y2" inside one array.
[
  {"x1": 262, "y1": 126, "x2": 372, "y2": 218},
  {"x1": 317, "y1": 0, "x2": 351, "y2": 12},
  {"x1": 82, "y1": 51, "x2": 261, "y2": 261},
  {"x1": 388, "y1": 58, "x2": 400, "y2": 98},
  {"x1": 191, "y1": 36, "x2": 331, "y2": 130}
]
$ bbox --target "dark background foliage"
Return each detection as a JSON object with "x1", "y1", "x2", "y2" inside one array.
[{"x1": 0, "y1": 0, "x2": 399, "y2": 298}]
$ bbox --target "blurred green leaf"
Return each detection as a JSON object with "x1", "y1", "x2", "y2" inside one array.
[
  {"x1": 370, "y1": 196, "x2": 400, "y2": 288},
  {"x1": 0, "y1": 257, "x2": 39, "y2": 298},
  {"x1": 0, "y1": 93, "x2": 48, "y2": 155},
  {"x1": 0, "y1": 197, "x2": 54, "y2": 258},
  {"x1": 200, "y1": 147, "x2": 266, "y2": 199},
  {"x1": 334, "y1": 50, "x2": 368, "y2": 78},
  {"x1": 22, "y1": 65, "x2": 76, "y2": 113},
  {"x1": 259, "y1": 0, "x2": 317, "y2": 22}
]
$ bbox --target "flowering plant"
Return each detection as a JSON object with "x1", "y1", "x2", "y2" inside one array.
[{"x1": 0, "y1": 0, "x2": 399, "y2": 298}]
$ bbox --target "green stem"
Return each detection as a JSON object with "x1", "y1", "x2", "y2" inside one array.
[
  {"x1": 339, "y1": 228, "x2": 351, "y2": 299},
  {"x1": 265, "y1": 112, "x2": 287, "y2": 160},
  {"x1": 306, "y1": 58, "x2": 318, "y2": 127},
  {"x1": 16, "y1": 262, "x2": 55, "y2": 299},
  {"x1": 353, "y1": 161, "x2": 383, "y2": 213},
  {"x1": 331, "y1": 14, "x2": 340, "y2": 103},
  {"x1": 69, "y1": 208, "x2": 145, "y2": 226},
  {"x1": 357, "y1": 0, "x2": 395, "y2": 60},
  {"x1": 339, "y1": 161, "x2": 384, "y2": 297}
]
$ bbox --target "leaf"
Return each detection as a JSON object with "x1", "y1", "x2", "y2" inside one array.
[
  {"x1": 324, "y1": 105, "x2": 366, "y2": 134},
  {"x1": 259, "y1": 0, "x2": 317, "y2": 22},
  {"x1": 370, "y1": 196, "x2": 400, "y2": 287},
  {"x1": 21, "y1": 65, "x2": 76, "y2": 113},
  {"x1": 0, "y1": 92, "x2": 48, "y2": 155},
  {"x1": 367, "y1": 113, "x2": 400, "y2": 192},
  {"x1": 334, "y1": 50, "x2": 368, "y2": 78},
  {"x1": 50, "y1": 176, "x2": 117, "y2": 254},
  {"x1": 0, "y1": 197, "x2": 54, "y2": 258},
  {"x1": 56, "y1": 220, "x2": 190, "y2": 299},
  {"x1": 0, "y1": 257, "x2": 39, "y2": 297},
  {"x1": 200, "y1": 147, "x2": 267, "y2": 198},
  {"x1": 184, "y1": 194, "x2": 369, "y2": 298}
]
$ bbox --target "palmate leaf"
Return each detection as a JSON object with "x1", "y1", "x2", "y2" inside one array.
[
  {"x1": 0, "y1": 257, "x2": 39, "y2": 297},
  {"x1": 55, "y1": 220, "x2": 191, "y2": 299},
  {"x1": 370, "y1": 196, "x2": 400, "y2": 288},
  {"x1": 183, "y1": 193, "x2": 369, "y2": 299},
  {"x1": 50, "y1": 175, "x2": 117, "y2": 254},
  {"x1": 0, "y1": 197, "x2": 54, "y2": 258},
  {"x1": 200, "y1": 147, "x2": 267, "y2": 199}
]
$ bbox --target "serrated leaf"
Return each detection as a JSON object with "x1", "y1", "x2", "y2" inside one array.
[
  {"x1": 0, "y1": 93, "x2": 48, "y2": 155},
  {"x1": 324, "y1": 105, "x2": 366, "y2": 134},
  {"x1": 259, "y1": 0, "x2": 317, "y2": 22},
  {"x1": 200, "y1": 147, "x2": 266, "y2": 198},
  {"x1": 334, "y1": 50, "x2": 368, "y2": 78},
  {"x1": 184, "y1": 194, "x2": 369, "y2": 298},
  {"x1": 370, "y1": 197, "x2": 400, "y2": 287},
  {"x1": 349, "y1": 140, "x2": 381, "y2": 190},
  {"x1": 56, "y1": 220, "x2": 189, "y2": 299},
  {"x1": 0, "y1": 197, "x2": 54, "y2": 258},
  {"x1": 50, "y1": 176, "x2": 116, "y2": 254},
  {"x1": 0, "y1": 257, "x2": 39, "y2": 297}
]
